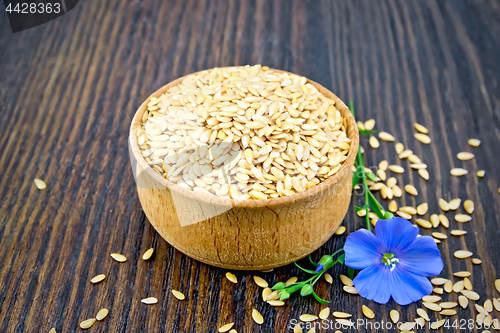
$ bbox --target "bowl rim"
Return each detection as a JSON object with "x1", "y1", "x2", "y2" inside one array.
[{"x1": 129, "y1": 66, "x2": 359, "y2": 208}]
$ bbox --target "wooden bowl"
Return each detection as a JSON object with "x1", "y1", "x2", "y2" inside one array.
[{"x1": 129, "y1": 67, "x2": 359, "y2": 270}]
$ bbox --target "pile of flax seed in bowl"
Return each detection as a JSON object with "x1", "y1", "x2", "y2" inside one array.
[{"x1": 135, "y1": 65, "x2": 351, "y2": 200}]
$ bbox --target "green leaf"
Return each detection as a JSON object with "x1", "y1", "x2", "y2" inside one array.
[
  {"x1": 365, "y1": 170, "x2": 377, "y2": 182},
  {"x1": 271, "y1": 282, "x2": 286, "y2": 290},
  {"x1": 300, "y1": 284, "x2": 314, "y2": 296},
  {"x1": 308, "y1": 254, "x2": 318, "y2": 267},
  {"x1": 285, "y1": 283, "x2": 304, "y2": 294},
  {"x1": 355, "y1": 204, "x2": 369, "y2": 212},
  {"x1": 349, "y1": 101, "x2": 355, "y2": 117},
  {"x1": 337, "y1": 253, "x2": 345, "y2": 264},
  {"x1": 294, "y1": 261, "x2": 318, "y2": 275},
  {"x1": 358, "y1": 129, "x2": 376, "y2": 135},
  {"x1": 347, "y1": 267, "x2": 356, "y2": 280},
  {"x1": 367, "y1": 191, "x2": 386, "y2": 220},
  {"x1": 312, "y1": 290, "x2": 330, "y2": 304},
  {"x1": 279, "y1": 290, "x2": 290, "y2": 301}
]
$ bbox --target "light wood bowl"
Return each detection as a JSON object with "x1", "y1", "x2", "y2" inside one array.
[{"x1": 129, "y1": 67, "x2": 359, "y2": 270}]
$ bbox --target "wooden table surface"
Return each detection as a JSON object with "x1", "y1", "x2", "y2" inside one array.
[{"x1": 1, "y1": 0, "x2": 500, "y2": 332}]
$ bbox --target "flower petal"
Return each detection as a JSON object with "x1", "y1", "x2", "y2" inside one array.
[
  {"x1": 375, "y1": 217, "x2": 419, "y2": 253},
  {"x1": 344, "y1": 229, "x2": 382, "y2": 270},
  {"x1": 398, "y1": 236, "x2": 444, "y2": 277},
  {"x1": 352, "y1": 264, "x2": 392, "y2": 304},
  {"x1": 389, "y1": 266, "x2": 433, "y2": 305}
]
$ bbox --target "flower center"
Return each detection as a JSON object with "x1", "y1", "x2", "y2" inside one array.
[{"x1": 382, "y1": 253, "x2": 399, "y2": 271}]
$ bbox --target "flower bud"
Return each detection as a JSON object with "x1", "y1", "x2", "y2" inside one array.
[
  {"x1": 315, "y1": 255, "x2": 334, "y2": 272},
  {"x1": 300, "y1": 284, "x2": 313, "y2": 296}
]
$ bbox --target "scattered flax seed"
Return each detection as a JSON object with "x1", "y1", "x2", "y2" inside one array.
[
  {"x1": 450, "y1": 168, "x2": 468, "y2": 176},
  {"x1": 267, "y1": 300, "x2": 284, "y2": 306},
  {"x1": 399, "y1": 150, "x2": 413, "y2": 159},
  {"x1": 286, "y1": 277, "x2": 298, "y2": 285},
  {"x1": 399, "y1": 206, "x2": 417, "y2": 215},
  {"x1": 319, "y1": 307, "x2": 330, "y2": 320},
  {"x1": 459, "y1": 295, "x2": 469, "y2": 308},
  {"x1": 324, "y1": 273, "x2": 333, "y2": 284},
  {"x1": 454, "y1": 250, "x2": 473, "y2": 259},
  {"x1": 395, "y1": 143, "x2": 404, "y2": 154},
  {"x1": 418, "y1": 168, "x2": 429, "y2": 180},
  {"x1": 252, "y1": 309, "x2": 264, "y2": 324},
  {"x1": 389, "y1": 310, "x2": 400, "y2": 323},
  {"x1": 404, "y1": 185, "x2": 418, "y2": 196},
  {"x1": 96, "y1": 308, "x2": 109, "y2": 321},
  {"x1": 430, "y1": 214, "x2": 440, "y2": 228},
  {"x1": 389, "y1": 201, "x2": 398, "y2": 213},
  {"x1": 369, "y1": 136, "x2": 380, "y2": 149},
  {"x1": 364, "y1": 119, "x2": 376, "y2": 131},
  {"x1": 49, "y1": 328, "x2": 56, "y2": 333},
  {"x1": 453, "y1": 281, "x2": 465, "y2": 292},
  {"x1": 434, "y1": 238, "x2": 441, "y2": 244},
  {"x1": 472, "y1": 258, "x2": 482, "y2": 265},
  {"x1": 476, "y1": 304, "x2": 489, "y2": 316},
  {"x1": 477, "y1": 170, "x2": 485, "y2": 178},
  {"x1": 454, "y1": 271, "x2": 471, "y2": 278},
  {"x1": 293, "y1": 325, "x2": 303, "y2": 333},
  {"x1": 218, "y1": 323, "x2": 234, "y2": 332},
  {"x1": 253, "y1": 276, "x2": 268, "y2": 288},
  {"x1": 79, "y1": 318, "x2": 96, "y2": 330},
  {"x1": 430, "y1": 319, "x2": 446, "y2": 329},
  {"x1": 91, "y1": 274, "x2": 106, "y2": 284},
  {"x1": 461, "y1": 290, "x2": 480, "y2": 300},
  {"x1": 357, "y1": 209, "x2": 367, "y2": 217},
  {"x1": 266, "y1": 290, "x2": 280, "y2": 302},
  {"x1": 423, "y1": 295, "x2": 441, "y2": 303},
  {"x1": 451, "y1": 230, "x2": 467, "y2": 236},
  {"x1": 377, "y1": 169, "x2": 387, "y2": 181},
  {"x1": 379, "y1": 160, "x2": 389, "y2": 170},
  {"x1": 416, "y1": 203, "x2": 428, "y2": 215},
  {"x1": 416, "y1": 219, "x2": 432, "y2": 229},
  {"x1": 379, "y1": 132, "x2": 395, "y2": 142},
  {"x1": 434, "y1": 287, "x2": 444, "y2": 294},
  {"x1": 343, "y1": 286, "x2": 358, "y2": 294},
  {"x1": 332, "y1": 312, "x2": 352, "y2": 318},
  {"x1": 464, "y1": 200, "x2": 474, "y2": 214},
  {"x1": 414, "y1": 123, "x2": 429, "y2": 134},
  {"x1": 417, "y1": 308, "x2": 429, "y2": 321},
  {"x1": 335, "y1": 226, "x2": 346, "y2": 235},
  {"x1": 431, "y1": 278, "x2": 449, "y2": 286},
  {"x1": 357, "y1": 121, "x2": 366, "y2": 131},
  {"x1": 362, "y1": 305, "x2": 374, "y2": 319},
  {"x1": 455, "y1": 214, "x2": 472, "y2": 223},
  {"x1": 397, "y1": 211, "x2": 412, "y2": 220},
  {"x1": 415, "y1": 317, "x2": 426, "y2": 327},
  {"x1": 495, "y1": 280, "x2": 500, "y2": 293},
  {"x1": 386, "y1": 177, "x2": 397, "y2": 188},
  {"x1": 392, "y1": 185, "x2": 402, "y2": 197},
  {"x1": 493, "y1": 298, "x2": 500, "y2": 311},
  {"x1": 448, "y1": 198, "x2": 461, "y2": 210},
  {"x1": 408, "y1": 154, "x2": 422, "y2": 164},
  {"x1": 444, "y1": 280, "x2": 453, "y2": 293},
  {"x1": 432, "y1": 232, "x2": 447, "y2": 240},
  {"x1": 300, "y1": 314, "x2": 318, "y2": 322},
  {"x1": 339, "y1": 274, "x2": 353, "y2": 286},
  {"x1": 110, "y1": 253, "x2": 127, "y2": 263},
  {"x1": 463, "y1": 278, "x2": 472, "y2": 290},
  {"x1": 414, "y1": 133, "x2": 431, "y2": 144},
  {"x1": 399, "y1": 322, "x2": 415, "y2": 331},
  {"x1": 484, "y1": 300, "x2": 493, "y2": 312},
  {"x1": 468, "y1": 138, "x2": 481, "y2": 147},
  {"x1": 388, "y1": 165, "x2": 404, "y2": 174},
  {"x1": 439, "y1": 214, "x2": 449, "y2": 228},
  {"x1": 262, "y1": 287, "x2": 272, "y2": 301},
  {"x1": 34, "y1": 178, "x2": 47, "y2": 190},
  {"x1": 410, "y1": 163, "x2": 427, "y2": 169},
  {"x1": 142, "y1": 248, "x2": 154, "y2": 260},
  {"x1": 457, "y1": 152, "x2": 474, "y2": 161},
  {"x1": 141, "y1": 297, "x2": 158, "y2": 304},
  {"x1": 226, "y1": 272, "x2": 237, "y2": 283},
  {"x1": 438, "y1": 199, "x2": 449, "y2": 211},
  {"x1": 440, "y1": 309, "x2": 457, "y2": 316},
  {"x1": 335, "y1": 319, "x2": 354, "y2": 327},
  {"x1": 172, "y1": 290, "x2": 185, "y2": 300}
]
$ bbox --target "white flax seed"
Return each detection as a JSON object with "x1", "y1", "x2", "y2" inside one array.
[
  {"x1": 252, "y1": 309, "x2": 264, "y2": 324},
  {"x1": 319, "y1": 308, "x2": 330, "y2": 320},
  {"x1": 218, "y1": 323, "x2": 234, "y2": 332},
  {"x1": 414, "y1": 123, "x2": 429, "y2": 134},
  {"x1": 362, "y1": 305, "x2": 374, "y2": 319},
  {"x1": 388, "y1": 165, "x2": 404, "y2": 174},
  {"x1": 379, "y1": 132, "x2": 395, "y2": 142},
  {"x1": 91, "y1": 274, "x2": 106, "y2": 284},
  {"x1": 171, "y1": 290, "x2": 185, "y2": 300},
  {"x1": 96, "y1": 308, "x2": 109, "y2": 321},
  {"x1": 389, "y1": 310, "x2": 399, "y2": 323},
  {"x1": 464, "y1": 200, "x2": 474, "y2": 214},
  {"x1": 369, "y1": 136, "x2": 379, "y2": 149},
  {"x1": 448, "y1": 198, "x2": 461, "y2": 210},
  {"x1": 450, "y1": 168, "x2": 468, "y2": 176},
  {"x1": 253, "y1": 276, "x2": 268, "y2": 288},
  {"x1": 457, "y1": 152, "x2": 474, "y2": 160},
  {"x1": 34, "y1": 178, "x2": 47, "y2": 190},
  {"x1": 141, "y1": 297, "x2": 158, "y2": 304},
  {"x1": 110, "y1": 253, "x2": 127, "y2": 263},
  {"x1": 468, "y1": 138, "x2": 481, "y2": 147},
  {"x1": 454, "y1": 250, "x2": 473, "y2": 259},
  {"x1": 414, "y1": 133, "x2": 431, "y2": 144},
  {"x1": 226, "y1": 272, "x2": 237, "y2": 283},
  {"x1": 79, "y1": 318, "x2": 96, "y2": 330},
  {"x1": 418, "y1": 168, "x2": 429, "y2": 180},
  {"x1": 142, "y1": 248, "x2": 154, "y2": 260}
]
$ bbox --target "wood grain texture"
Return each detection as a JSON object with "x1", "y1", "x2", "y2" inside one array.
[{"x1": 1, "y1": 0, "x2": 499, "y2": 332}]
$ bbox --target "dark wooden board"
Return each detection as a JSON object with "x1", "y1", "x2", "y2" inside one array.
[{"x1": 1, "y1": 0, "x2": 500, "y2": 332}]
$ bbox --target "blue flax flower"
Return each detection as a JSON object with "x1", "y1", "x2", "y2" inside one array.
[{"x1": 344, "y1": 217, "x2": 443, "y2": 305}]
